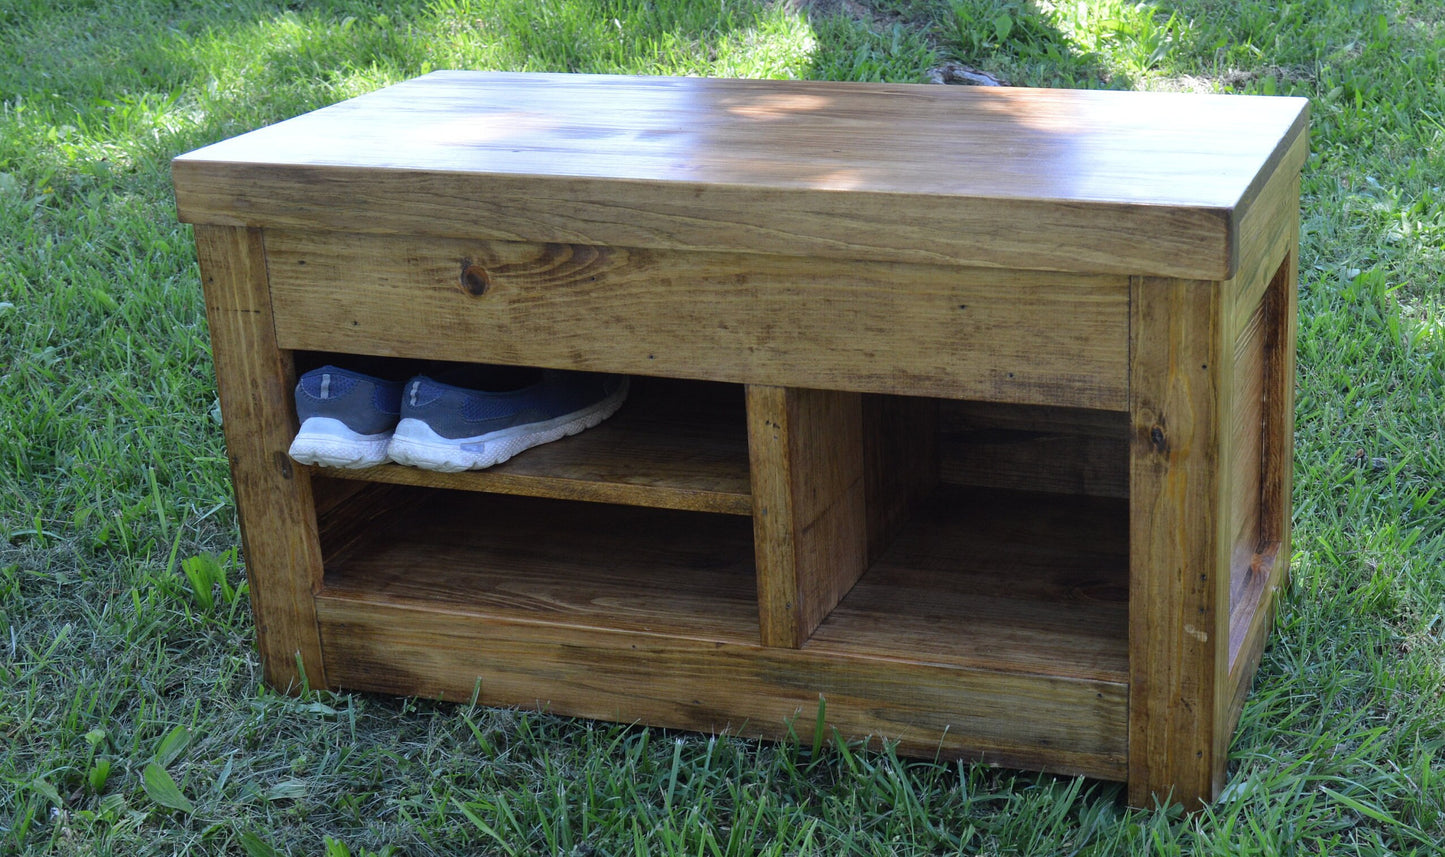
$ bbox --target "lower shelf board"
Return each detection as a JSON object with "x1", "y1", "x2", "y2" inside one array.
[
  {"x1": 813, "y1": 487, "x2": 1129, "y2": 684},
  {"x1": 316, "y1": 597, "x2": 1128, "y2": 779},
  {"x1": 320, "y1": 491, "x2": 762, "y2": 643},
  {"x1": 314, "y1": 487, "x2": 1130, "y2": 779}
]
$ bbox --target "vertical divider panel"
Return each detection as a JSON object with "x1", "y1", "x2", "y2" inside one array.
[
  {"x1": 862, "y1": 394, "x2": 939, "y2": 562},
  {"x1": 747, "y1": 386, "x2": 869, "y2": 648},
  {"x1": 194, "y1": 225, "x2": 327, "y2": 693}
]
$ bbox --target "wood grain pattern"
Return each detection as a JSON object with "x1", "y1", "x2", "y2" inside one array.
[
  {"x1": 315, "y1": 484, "x2": 1127, "y2": 681},
  {"x1": 862, "y1": 395, "x2": 939, "y2": 562},
  {"x1": 810, "y1": 486, "x2": 1129, "y2": 684},
  {"x1": 1217, "y1": 125, "x2": 1302, "y2": 757},
  {"x1": 174, "y1": 72, "x2": 1307, "y2": 279},
  {"x1": 938, "y1": 401, "x2": 1128, "y2": 498},
  {"x1": 312, "y1": 377, "x2": 752, "y2": 515},
  {"x1": 311, "y1": 474, "x2": 374, "y2": 520},
  {"x1": 747, "y1": 386, "x2": 868, "y2": 648},
  {"x1": 1227, "y1": 245, "x2": 1298, "y2": 720},
  {"x1": 314, "y1": 481, "x2": 412, "y2": 568},
  {"x1": 263, "y1": 230, "x2": 1130, "y2": 410},
  {"x1": 193, "y1": 225, "x2": 327, "y2": 691},
  {"x1": 312, "y1": 485, "x2": 1131, "y2": 779},
  {"x1": 1257, "y1": 244, "x2": 1297, "y2": 589},
  {"x1": 1127, "y1": 275, "x2": 1230, "y2": 810},
  {"x1": 319, "y1": 492, "x2": 761, "y2": 642},
  {"x1": 176, "y1": 71, "x2": 1308, "y2": 804},
  {"x1": 1228, "y1": 132, "x2": 1308, "y2": 338},
  {"x1": 315, "y1": 598, "x2": 1128, "y2": 780},
  {"x1": 1228, "y1": 298, "x2": 1266, "y2": 608}
]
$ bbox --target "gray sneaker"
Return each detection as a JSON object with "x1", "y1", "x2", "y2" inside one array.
[
  {"x1": 287, "y1": 365, "x2": 404, "y2": 469},
  {"x1": 387, "y1": 369, "x2": 629, "y2": 472}
]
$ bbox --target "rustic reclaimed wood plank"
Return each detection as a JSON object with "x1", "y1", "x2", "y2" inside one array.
[
  {"x1": 1228, "y1": 298, "x2": 1266, "y2": 607},
  {"x1": 747, "y1": 386, "x2": 868, "y2": 648},
  {"x1": 1226, "y1": 240, "x2": 1299, "y2": 732},
  {"x1": 174, "y1": 72, "x2": 1307, "y2": 279},
  {"x1": 1258, "y1": 252, "x2": 1299, "y2": 573},
  {"x1": 193, "y1": 224, "x2": 327, "y2": 691},
  {"x1": 1218, "y1": 122, "x2": 1301, "y2": 737},
  {"x1": 314, "y1": 599, "x2": 1129, "y2": 781},
  {"x1": 937, "y1": 401, "x2": 1129, "y2": 498},
  {"x1": 1228, "y1": 131, "x2": 1309, "y2": 338},
  {"x1": 862, "y1": 395, "x2": 939, "y2": 562},
  {"x1": 263, "y1": 230, "x2": 1130, "y2": 409},
  {"x1": 310, "y1": 474, "x2": 374, "y2": 520},
  {"x1": 174, "y1": 71, "x2": 1309, "y2": 803},
  {"x1": 810, "y1": 486, "x2": 1129, "y2": 684},
  {"x1": 319, "y1": 492, "x2": 761, "y2": 642},
  {"x1": 1128, "y1": 275, "x2": 1231, "y2": 809},
  {"x1": 316, "y1": 485, "x2": 1128, "y2": 684}
]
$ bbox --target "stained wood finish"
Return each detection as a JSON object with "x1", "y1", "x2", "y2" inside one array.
[
  {"x1": 263, "y1": 230, "x2": 1130, "y2": 409},
  {"x1": 862, "y1": 395, "x2": 939, "y2": 562},
  {"x1": 175, "y1": 72, "x2": 1306, "y2": 279},
  {"x1": 175, "y1": 71, "x2": 1309, "y2": 809},
  {"x1": 317, "y1": 487, "x2": 1127, "y2": 682},
  {"x1": 193, "y1": 225, "x2": 326, "y2": 692},
  {"x1": 1228, "y1": 299, "x2": 1266, "y2": 604},
  {"x1": 1128, "y1": 275, "x2": 1231, "y2": 810},
  {"x1": 811, "y1": 487, "x2": 1129, "y2": 684},
  {"x1": 314, "y1": 486, "x2": 1130, "y2": 779},
  {"x1": 938, "y1": 401, "x2": 1128, "y2": 498},
  {"x1": 319, "y1": 492, "x2": 761, "y2": 642},
  {"x1": 316, "y1": 600, "x2": 1128, "y2": 780},
  {"x1": 747, "y1": 386, "x2": 868, "y2": 648},
  {"x1": 314, "y1": 481, "x2": 413, "y2": 568},
  {"x1": 313, "y1": 378, "x2": 752, "y2": 516},
  {"x1": 311, "y1": 474, "x2": 375, "y2": 520},
  {"x1": 1226, "y1": 247, "x2": 1298, "y2": 730},
  {"x1": 1228, "y1": 135, "x2": 1309, "y2": 338}
]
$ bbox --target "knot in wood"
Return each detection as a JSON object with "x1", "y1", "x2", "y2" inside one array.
[
  {"x1": 1149, "y1": 424, "x2": 1168, "y2": 452},
  {"x1": 459, "y1": 262, "x2": 491, "y2": 296}
]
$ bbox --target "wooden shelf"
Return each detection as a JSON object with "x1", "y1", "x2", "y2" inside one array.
[
  {"x1": 317, "y1": 485, "x2": 1127, "y2": 685},
  {"x1": 808, "y1": 486, "x2": 1129, "y2": 684},
  {"x1": 312, "y1": 377, "x2": 752, "y2": 516},
  {"x1": 319, "y1": 491, "x2": 761, "y2": 643},
  {"x1": 310, "y1": 485, "x2": 1130, "y2": 779}
]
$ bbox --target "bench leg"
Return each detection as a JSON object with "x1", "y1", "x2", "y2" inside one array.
[
  {"x1": 195, "y1": 225, "x2": 327, "y2": 693},
  {"x1": 1127, "y1": 275, "x2": 1231, "y2": 809}
]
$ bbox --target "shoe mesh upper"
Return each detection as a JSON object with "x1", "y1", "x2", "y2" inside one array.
[
  {"x1": 294, "y1": 366, "x2": 402, "y2": 436},
  {"x1": 298, "y1": 370, "x2": 358, "y2": 400}
]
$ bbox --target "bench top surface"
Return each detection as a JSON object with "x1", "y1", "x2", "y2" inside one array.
[{"x1": 175, "y1": 71, "x2": 1308, "y2": 278}]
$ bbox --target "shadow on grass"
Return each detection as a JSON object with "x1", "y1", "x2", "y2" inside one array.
[
  {"x1": 935, "y1": 0, "x2": 1127, "y2": 88},
  {"x1": 6, "y1": 1, "x2": 808, "y2": 156}
]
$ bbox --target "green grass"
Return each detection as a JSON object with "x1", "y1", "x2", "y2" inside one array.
[{"x1": 1, "y1": 0, "x2": 1442, "y2": 853}]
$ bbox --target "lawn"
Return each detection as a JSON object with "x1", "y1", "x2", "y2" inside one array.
[{"x1": 1, "y1": 0, "x2": 1442, "y2": 854}]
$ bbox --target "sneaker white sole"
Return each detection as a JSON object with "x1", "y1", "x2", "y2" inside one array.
[
  {"x1": 386, "y1": 379, "x2": 629, "y2": 472},
  {"x1": 288, "y1": 417, "x2": 393, "y2": 469}
]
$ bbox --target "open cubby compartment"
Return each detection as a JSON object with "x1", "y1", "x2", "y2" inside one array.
[
  {"x1": 788, "y1": 392, "x2": 1135, "y2": 777},
  {"x1": 822, "y1": 393, "x2": 1133, "y2": 682},
  {"x1": 311, "y1": 485, "x2": 764, "y2": 706},
  {"x1": 304, "y1": 367, "x2": 753, "y2": 516},
  {"x1": 315, "y1": 486, "x2": 761, "y2": 638},
  {"x1": 302, "y1": 385, "x2": 1140, "y2": 779}
]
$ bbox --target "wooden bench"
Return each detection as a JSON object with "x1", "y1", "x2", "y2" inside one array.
[{"x1": 174, "y1": 71, "x2": 1308, "y2": 808}]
